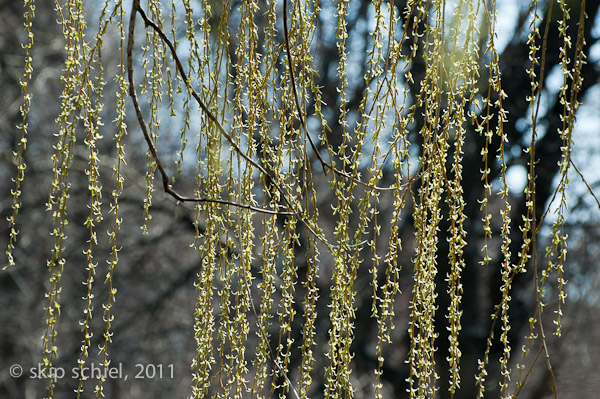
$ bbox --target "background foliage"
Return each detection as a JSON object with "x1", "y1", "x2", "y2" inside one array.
[{"x1": 1, "y1": 0, "x2": 600, "y2": 398}]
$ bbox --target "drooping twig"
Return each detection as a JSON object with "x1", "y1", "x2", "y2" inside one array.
[
  {"x1": 126, "y1": 1, "x2": 291, "y2": 217},
  {"x1": 127, "y1": 0, "x2": 333, "y2": 250},
  {"x1": 571, "y1": 160, "x2": 600, "y2": 210}
]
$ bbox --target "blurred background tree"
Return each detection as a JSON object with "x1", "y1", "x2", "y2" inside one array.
[{"x1": 1, "y1": 0, "x2": 599, "y2": 398}]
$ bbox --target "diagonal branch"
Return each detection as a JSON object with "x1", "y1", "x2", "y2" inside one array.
[
  {"x1": 126, "y1": 1, "x2": 292, "y2": 217},
  {"x1": 127, "y1": 0, "x2": 332, "y2": 249}
]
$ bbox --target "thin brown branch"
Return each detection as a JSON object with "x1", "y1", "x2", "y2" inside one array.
[
  {"x1": 128, "y1": 1, "x2": 333, "y2": 250},
  {"x1": 126, "y1": 1, "x2": 292, "y2": 217},
  {"x1": 513, "y1": 344, "x2": 545, "y2": 399},
  {"x1": 137, "y1": 8, "x2": 269, "y2": 179},
  {"x1": 571, "y1": 159, "x2": 600, "y2": 210}
]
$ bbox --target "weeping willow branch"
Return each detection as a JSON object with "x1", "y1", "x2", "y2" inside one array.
[
  {"x1": 126, "y1": 1, "x2": 290, "y2": 217},
  {"x1": 127, "y1": 0, "x2": 338, "y2": 251}
]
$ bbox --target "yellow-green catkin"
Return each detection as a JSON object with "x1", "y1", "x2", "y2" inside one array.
[
  {"x1": 43, "y1": 1, "x2": 89, "y2": 396},
  {"x1": 6, "y1": 0, "x2": 35, "y2": 270}
]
